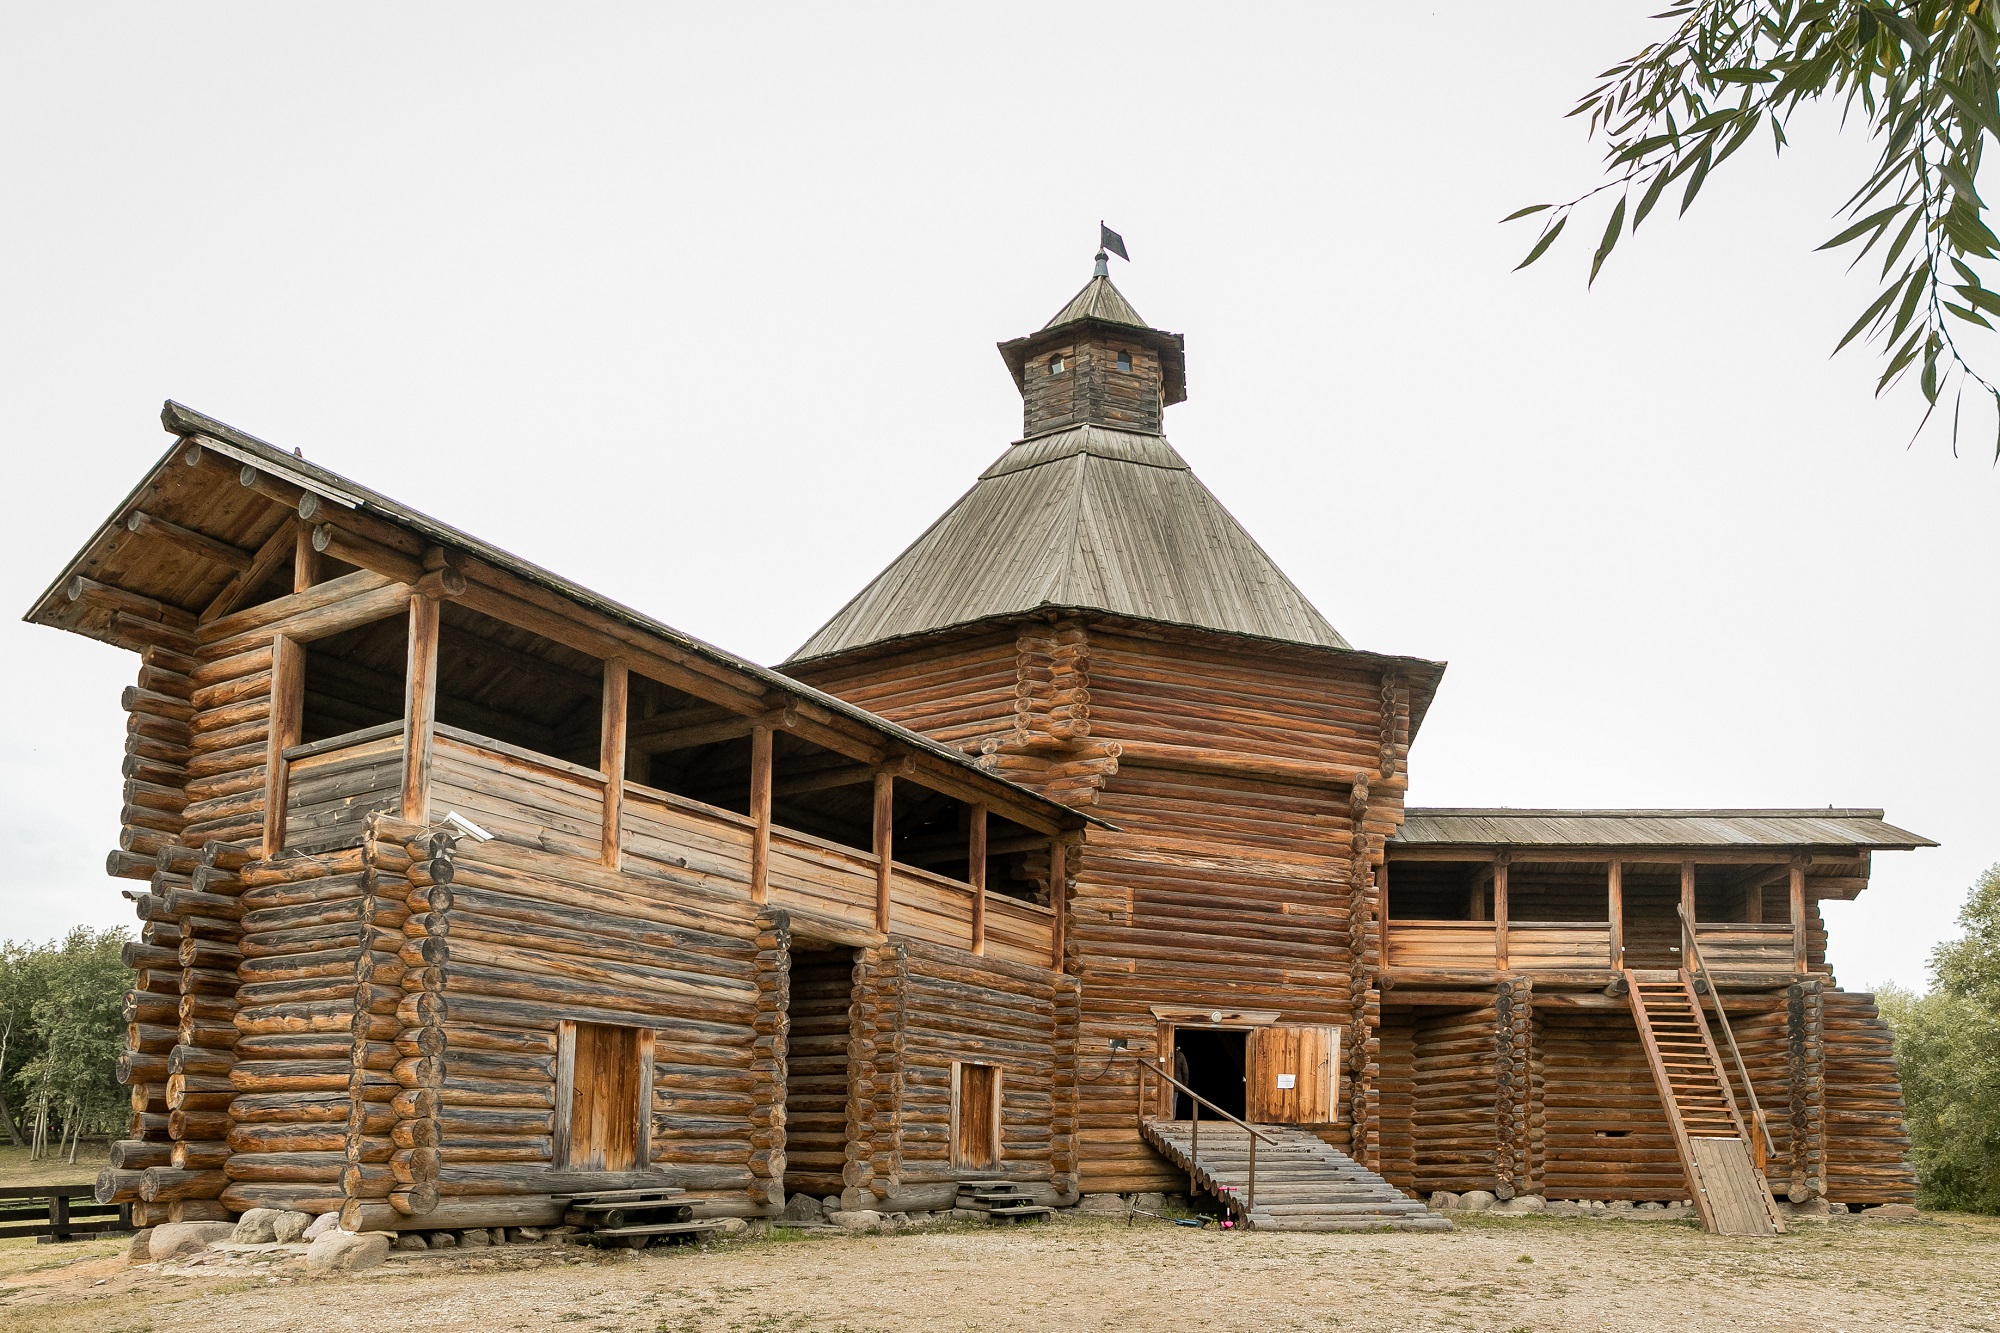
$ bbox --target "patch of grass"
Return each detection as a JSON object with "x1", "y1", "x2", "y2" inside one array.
[{"x1": 0, "y1": 1144, "x2": 110, "y2": 1189}]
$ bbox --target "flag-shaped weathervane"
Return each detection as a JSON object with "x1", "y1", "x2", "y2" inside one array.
[{"x1": 1099, "y1": 223, "x2": 1129, "y2": 262}]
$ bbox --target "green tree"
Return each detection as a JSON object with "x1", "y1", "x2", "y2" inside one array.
[
  {"x1": 1516, "y1": 2, "x2": 2000, "y2": 452},
  {"x1": 1880, "y1": 865, "x2": 2000, "y2": 1212},
  {"x1": 9, "y1": 928, "x2": 129, "y2": 1163}
]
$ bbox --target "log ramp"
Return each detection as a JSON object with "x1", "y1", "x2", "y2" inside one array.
[{"x1": 1140, "y1": 1120, "x2": 1447, "y2": 1232}]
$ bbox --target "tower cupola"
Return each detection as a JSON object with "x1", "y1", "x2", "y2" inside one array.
[{"x1": 997, "y1": 258, "x2": 1187, "y2": 438}]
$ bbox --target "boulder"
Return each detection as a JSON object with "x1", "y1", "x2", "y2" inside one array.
[
  {"x1": 1427, "y1": 1191, "x2": 1460, "y2": 1212},
  {"x1": 306, "y1": 1229, "x2": 391, "y2": 1274},
  {"x1": 126, "y1": 1228, "x2": 155, "y2": 1262},
  {"x1": 460, "y1": 1227, "x2": 491, "y2": 1246},
  {"x1": 828, "y1": 1209, "x2": 882, "y2": 1232},
  {"x1": 393, "y1": 1233, "x2": 428, "y2": 1251},
  {"x1": 1605, "y1": 1199, "x2": 1634, "y2": 1212},
  {"x1": 301, "y1": 1212, "x2": 342, "y2": 1242},
  {"x1": 1132, "y1": 1192, "x2": 1167, "y2": 1212},
  {"x1": 783, "y1": 1193, "x2": 824, "y2": 1223},
  {"x1": 716, "y1": 1217, "x2": 748, "y2": 1236},
  {"x1": 1863, "y1": 1203, "x2": 1921, "y2": 1219},
  {"x1": 1076, "y1": 1193, "x2": 1126, "y2": 1216},
  {"x1": 1457, "y1": 1190, "x2": 1496, "y2": 1213},
  {"x1": 1495, "y1": 1195, "x2": 1546, "y2": 1215},
  {"x1": 270, "y1": 1210, "x2": 314, "y2": 1244},
  {"x1": 429, "y1": 1231, "x2": 458, "y2": 1248},
  {"x1": 820, "y1": 1195, "x2": 842, "y2": 1214},
  {"x1": 149, "y1": 1221, "x2": 234, "y2": 1261},
  {"x1": 508, "y1": 1227, "x2": 544, "y2": 1242},
  {"x1": 232, "y1": 1208, "x2": 285, "y2": 1244}
]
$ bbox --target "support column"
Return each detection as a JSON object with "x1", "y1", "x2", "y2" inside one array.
[
  {"x1": 1680, "y1": 859, "x2": 1697, "y2": 964},
  {"x1": 599, "y1": 660, "x2": 628, "y2": 869},
  {"x1": 1493, "y1": 853, "x2": 1510, "y2": 972},
  {"x1": 1607, "y1": 860, "x2": 1624, "y2": 969},
  {"x1": 1049, "y1": 836, "x2": 1068, "y2": 970},
  {"x1": 873, "y1": 772, "x2": 894, "y2": 934},
  {"x1": 968, "y1": 804, "x2": 987, "y2": 955},
  {"x1": 401, "y1": 595, "x2": 441, "y2": 826},
  {"x1": 1790, "y1": 858, "x2": 1809, "y2": 973},
  {"x1": 262, "y1": 635, "x2": 305, "y2": 856},
  {"x1": 292, "y1": 519, "x2": 319, "y2": 593},
  {"x1": 749, "y1": 724, "x2": 773, "y2": 904}
]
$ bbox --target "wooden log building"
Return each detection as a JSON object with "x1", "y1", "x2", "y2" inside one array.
[{"x1": 29, "y1": 254, "x2": 1931, "y2": 1236}]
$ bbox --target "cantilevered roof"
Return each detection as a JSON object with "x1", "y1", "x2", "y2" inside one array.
[
  {"x1": 788, "y1": 423, "x2": 1350, "y2": 661},
  {"x1": 1392, "y1": 809, "x2": 1936, "y2": 852},
  {"x1": 24, "y1": 402, "x2": 1105, "y2": 832},
  {"x1": 1043, "y1": 273, "x2": 1147, "y2": 329}
]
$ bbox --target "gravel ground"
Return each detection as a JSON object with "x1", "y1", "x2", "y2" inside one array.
[{"x1": 1, "y1": 1209, "x2": 1994, "y2": 1333}]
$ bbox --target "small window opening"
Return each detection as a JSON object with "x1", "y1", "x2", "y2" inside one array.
[
  {"x1": 1049, "y1": 353, "x2": 1065, "y2": 375},
  {"x1": 433, "y1": 602, "x2": 604, "y2": 769},
  {"x1": 300, "y1": 610, "x2": 409, "y2": 745},
  {"x1": 953, "y1": 1062, "x2": 1001, "y2": 1169},
  {"x1": 1117, "y1": 349, "x2": 1132, "y2": 372}
]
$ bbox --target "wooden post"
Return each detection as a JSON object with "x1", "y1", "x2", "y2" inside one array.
[
  {"x1": 969, "y1": 805, "x2": 987, "y2": 955},
  {"x1": 261, "y1": 635, "x2": 305, "y2": 857},
  {"x1": 749, "y1": 724, "x2": 773, "y2": 904},
  {"x1": 873, "y1": 772, "x2": 894, "y2": 934},
  {"x1": 1790, "y1": 858, "x2": 1808, "y2": 973},
  {"x1": 1744, "y1": 872, "x2": 1764, "y2": 924},
  {"x1": 1680, "y1": 860, "x2": 1697, "y2": 966},
  {"x1": 1050, "y1": 836, "x2": 1067, "y2": 970},
  {"x1": 599, "y1": 660, "x2": 628, "y2": 869},
  {"x1": 1493, "y1": 853, "x2": 1509, "y2": 972},
  {"x1": 292, "y1": 520, "x2": 319, "y2": 594},
  {"x1": 1607, "y1": 859, "x2": 1623, "y2": 969},
  {"x1": 401, "y1": 596, "x2": 441, "y2": 825}
]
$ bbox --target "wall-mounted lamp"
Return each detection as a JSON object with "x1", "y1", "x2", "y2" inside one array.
[{"x1": 1107, "y1": 1037, "x2": 1128, "y2": 1053}]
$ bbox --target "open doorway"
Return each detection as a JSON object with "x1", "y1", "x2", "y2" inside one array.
[
  {"x1": 782, "y1": 943, "x2": 857, "y2": 1201},
  {"x1": 1170, "y1": 1028, "x2": 1247, "y2": 1121}
]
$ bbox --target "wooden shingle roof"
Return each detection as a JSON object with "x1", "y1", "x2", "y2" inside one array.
[
  {"x1": 1392, "y1": 808, "x2": 1936, "y2": 852},
  {"x1": 789, "y1": 423, "x2": 1349, "y2": 661},
  {"x1": 1043, "y1": 274, "x2": 1148, "y2": 329}
]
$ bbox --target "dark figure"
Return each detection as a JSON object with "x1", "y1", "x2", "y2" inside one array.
[{"x1": 1173, "y1": 1044, "x2": 1193, "y2": 1120}]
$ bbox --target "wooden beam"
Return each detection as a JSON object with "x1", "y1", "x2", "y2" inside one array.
[
  {"x1": 969, "y1": 805, "x2": 987, "y2": 957},
  {"x1": 599, "y1": 660, "x2": 628, "y2": 870},
  {"x1": 261, "y1": 636, "x2": 305, "y2": 857},
  {"x1": 312, "y1": 523, "x2": 429, "y2": 587},
  {"x1": 748, "y1": 725, "x2": 772, "y2": 905},
  {"x1": 200, "y1": 520, "x2": 296, "y2": 625},
  {"x1": 1607, "y1": 859, "x2": 1624, "y2": 969},
  {"x1": 1681, "y1": 858, "x2": 1697, "y2": 934},
  {"x1": 627, "y1": 705, "x2": 797, "y2": 755},
  {"x1": 1050, "y1": 837, "x2": 1067, "y2": 970},
  {"x1": 123, "y1": 511, "x2": 254, "y2": 572},
  {"x1": 873, "y1": 772, "x2": 894, "y2": 935},
  {"x1": 1113, "y1": 739, "x2": 1393, "y2": 790},
  {"x1": 1493, "y1": 854, "x2": 1509, "y2": 972},
  {"x1": 298, "y1": 493, "x2": 426, "y2": 558},
  {"x1": 293, "y1": 520, "x2": 319, "y2": 593},
  {"x1": 402, "y1": 596, "x2": 441, "y2": 825},
  {"x1": 66, "y1": 576, "x2": 196, "y2": 631},
  {"x1": 1790, "y1": 859, "x2": 1808, "y2": 974}
]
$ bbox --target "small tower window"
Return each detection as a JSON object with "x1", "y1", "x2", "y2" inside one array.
[
  {"x1": 1117, "y1": 349, "x2": 1132, "y2": 372},
  {"x1": 1049, "y1": 354, "x2": 1065, "y2": 375}
]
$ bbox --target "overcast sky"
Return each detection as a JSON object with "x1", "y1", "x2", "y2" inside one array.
[{"x1": 1, "y1": 5, "x2": 1991, "y2": 990}]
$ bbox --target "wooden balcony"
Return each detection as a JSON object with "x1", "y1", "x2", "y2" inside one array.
[
  {"x1": 1689, "y1": 923, "x2": 1795, "y2": 974},
  {"x1": 1383, "y1": 917, "x2": 1801, "y2": 982},
  {"x1": 284, "y1": 722, "x2": 1054, "y2": 967}
]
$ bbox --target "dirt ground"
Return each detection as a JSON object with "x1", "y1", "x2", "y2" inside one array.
[{"x1": 1, "y1": 1209, "x2": 1994, "y2": 1333}]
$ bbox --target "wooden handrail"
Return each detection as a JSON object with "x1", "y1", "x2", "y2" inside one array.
[
  {"x1": 1133, "y1": 1055, "x2": 1274, "y2": 1220},
  {"x1": 1679, "y1": 905, "x2": 1778, "y2": 1165}
]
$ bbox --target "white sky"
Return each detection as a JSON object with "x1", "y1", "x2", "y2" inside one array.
[{"x1": 1, "y1": 5, "x2": 1991, "y2": 990}]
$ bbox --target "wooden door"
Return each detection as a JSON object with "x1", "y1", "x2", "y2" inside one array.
[
  {"x1": 953, "y1": 1062, "x2": 1001, "y2": 1170},
  {"x1": 557, "y1": 1021, "x2": 653, "y2": 1171},
  {"x1": 1244, "y1": 1025, "x2": 1340, "y2": 1124}
]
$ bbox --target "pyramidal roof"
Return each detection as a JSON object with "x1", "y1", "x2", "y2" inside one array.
[
  {"x1": 789, "y1": 421, "x2": 1348, "y2": 660},
  {"x1": 787, "y1": 268, "x2": 1349, "y2": 663},
  {"x1": 1043, "y1": 273, "x2": 1148, "y2": 329}
]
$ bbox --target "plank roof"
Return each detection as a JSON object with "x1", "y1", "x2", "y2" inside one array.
[
  {"x1": 1392, "y1": 808, "x2": 1936, "y2": 852},
  {"x1": 1043, "y1": 273, "x2": 1147, "y2": 329},
  {"x1": 788, "y1": 423, "x2": 1350, "y2": 661}
]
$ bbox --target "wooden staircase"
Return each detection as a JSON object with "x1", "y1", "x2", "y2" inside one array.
[
  {"x1": 955, "y1": 1180, "x2": 1053, "y2": 1224},
  {"x1": 1625, "y1": 969, "x2": 1786, "y2": 1236},
  {"x1": 1140, "y1": 1120, "x2": 1449, "y2": 1232},
  {"x1": 558, "y1": 1186, "x2": 726, "y2": 1248}
]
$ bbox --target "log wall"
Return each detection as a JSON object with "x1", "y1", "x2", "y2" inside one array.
[{"x1": 1820, "y1": 990, "x2": 1918, "y2": 1204}]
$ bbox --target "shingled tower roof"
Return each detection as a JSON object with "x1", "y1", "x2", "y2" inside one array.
[{"x1": 787, "y1": 266, "x2": 1347, "y2": 662}]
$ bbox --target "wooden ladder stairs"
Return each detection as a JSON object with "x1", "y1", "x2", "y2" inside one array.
[{"x1": 1625, "y1": 970, "x2": 1786, "y2": 1237}]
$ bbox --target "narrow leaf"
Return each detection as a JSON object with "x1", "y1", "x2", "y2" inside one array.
[
  {"x1": 1590, "y1": 196, "x2": 1628, "y2": 287},
  {"x1": 1515, "y1": 215, "x2": 1568, "y2": 271}
]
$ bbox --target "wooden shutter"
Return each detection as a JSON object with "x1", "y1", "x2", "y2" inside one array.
[{"x1": 1244, "y1": 1025, "x2": 1340, "y2": 1124}]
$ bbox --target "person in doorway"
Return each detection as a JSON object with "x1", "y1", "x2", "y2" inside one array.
[{"x1": 1173, "y1": 1043, "x2": 1192, "y2": 1120}]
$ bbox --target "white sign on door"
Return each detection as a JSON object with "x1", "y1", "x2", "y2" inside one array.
[{"x1": 1276, "y1": 1073, "x2": 1296, "y2": 1089}]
